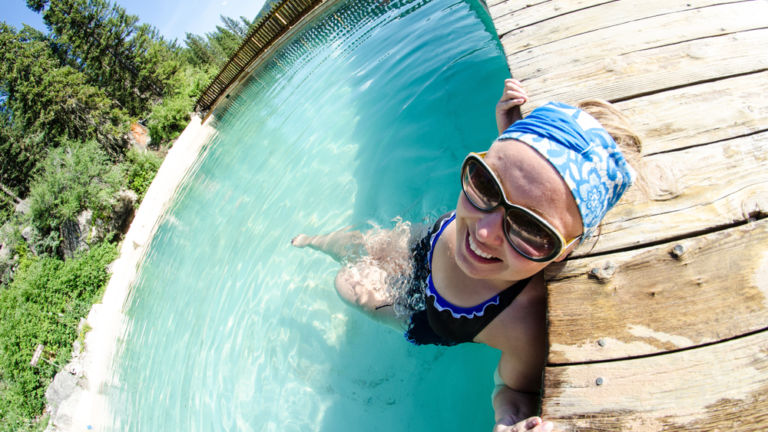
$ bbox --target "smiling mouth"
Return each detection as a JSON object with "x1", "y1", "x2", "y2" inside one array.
[{"x1": 466, "y1": 232, "x2": 500, "y2": 262}]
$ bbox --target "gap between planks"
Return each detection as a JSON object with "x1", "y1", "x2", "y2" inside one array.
[
  {"x1": 545, "y1": 218, "x2": 768, "y2": 363},
  {"x1": 516, "y1": 28, "x2": 768, "y2": 113},
  {"x1": 493, "y1": 0, "x2": 751, "y2": 54},
  {"x1": 567, "y1": 72, "x2": 768, "y2": 256},
  {"x1": 540, "y1": 328, "x2": 768, "y2": 431}
]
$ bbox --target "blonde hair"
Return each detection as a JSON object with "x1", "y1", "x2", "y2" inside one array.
[
  {"x1": 577, "y1": 99, "x2": 647, "y2": 199},
  {"x1": 577, "y1": 99, "x2": 641, "y2": 161},
  {"x1": 571, "y1": 100, "x2": 649, "y2": 252}
]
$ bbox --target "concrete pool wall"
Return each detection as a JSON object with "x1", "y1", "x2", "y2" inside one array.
[{"x1": 47, "y1": 115, "x2": 216, "y2": 431}]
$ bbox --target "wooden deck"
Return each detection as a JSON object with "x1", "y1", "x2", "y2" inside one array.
[
  {"x1": 487, "y1": 0, "x2": 768, "y2": 430},
  {"x1": 194, "y1": 0, "x2": 767, "y2": 428}
]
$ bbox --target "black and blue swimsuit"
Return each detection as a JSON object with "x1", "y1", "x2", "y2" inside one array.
[{"x1": 404, "y1": 212, "x2": 531, "y2": 346}]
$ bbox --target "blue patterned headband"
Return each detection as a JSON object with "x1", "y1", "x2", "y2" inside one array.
[{"x1": 497, "y1": 102, "x2": 635, "y2": 239}]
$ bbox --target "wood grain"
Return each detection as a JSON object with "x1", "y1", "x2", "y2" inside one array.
[
  {"x1": 489, "y1": 0, "x2": 609, "y2": 32},
  {"x1": 545, "y1": 218, "x2": 768, "y2": 364},
  {"x1": 616, "y1": 71, "x2": 768, "y2": 156},
  {"x1": 513, "y1": 28, "x2": 768, "y2": 106},
  {"x1": 487, "y1": 0, "x2": 768, "y2": 429},
  {"x1": 574, "y1": 129, "x2": 768, "y2": 256},
  {"x1": 541, "y1": 330, "x2": 768, "y2": 431},
  {"x1": 494, "y1": 0, "x2": 740, "y2": 53}
]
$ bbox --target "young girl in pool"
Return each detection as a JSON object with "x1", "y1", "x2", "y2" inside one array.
[{"x1": 292, "y1": 79, "x2": 641, "y2": 432}]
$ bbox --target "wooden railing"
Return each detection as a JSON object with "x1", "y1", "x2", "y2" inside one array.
[{"x1": 194, "y1": 0, "x2": 326, "y2": 116}]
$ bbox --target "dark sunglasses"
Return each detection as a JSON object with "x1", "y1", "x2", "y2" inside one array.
[{"x1": 460, "y1": 152, "x2": 580, "y2": 262}]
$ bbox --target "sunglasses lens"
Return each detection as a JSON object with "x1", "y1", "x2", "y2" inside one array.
[
  {"x1": 461, "y1": 154, "x2": 563, "y2": 261},
  {"x1": 462, "y1": 158, "x2": 501, "y2": 210},
  {"x1": 504, "y1": 206, "x2": 560, "y2": 260}
]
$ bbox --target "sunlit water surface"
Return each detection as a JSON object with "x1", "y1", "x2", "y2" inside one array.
[{"x1": 107, "y1": 0, "x2": 510, "y2": 429}]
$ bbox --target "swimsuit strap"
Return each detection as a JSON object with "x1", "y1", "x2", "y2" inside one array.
[
  {"x1": 425, "y1": 211, "x2": 530, "y2": 319},
  {"x1": 427, "y1": 274, "x2": 531, "y2": 319},
  {"x1": 427, "y1": 211, "x2": 455, "y2": 268},
  {"x1": 405, "y1": 211, "x2": 533, "y2": 345}
]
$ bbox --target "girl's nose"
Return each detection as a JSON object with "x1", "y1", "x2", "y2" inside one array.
[{"x1": 475, "y1": 209, "x2": 505, "y2": 247}]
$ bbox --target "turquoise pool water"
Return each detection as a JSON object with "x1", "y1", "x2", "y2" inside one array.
[{"x1": 107, "y1": 0, "x2": 510, "y2": 429}]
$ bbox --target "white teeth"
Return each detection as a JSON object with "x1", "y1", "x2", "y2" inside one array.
[{"x1": 468, "y1": 234, "x2": 496, "y2": 260}]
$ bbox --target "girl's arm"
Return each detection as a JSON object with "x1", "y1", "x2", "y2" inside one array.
[
  {"x1": 495, "y1": 79, "x2": 528, "y2": 134},
  {"x1": 492, "y1": 384, "x2": 553, "y2": 432},
  {"x1": 492, "y1": 372, "x2": 538, "y2": 425},
  {"x1": 488, "y1": 298, "x2": 554, "y2": 432},
  {"x1": 492, "y1": 353, "x2": 553, "y2": 432}
]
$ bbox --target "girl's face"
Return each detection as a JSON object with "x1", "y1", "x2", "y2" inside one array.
[{"x1": 454, "y1": 140, "x2": 583, "y2": 285}]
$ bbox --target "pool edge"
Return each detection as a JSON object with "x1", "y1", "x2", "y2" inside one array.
[{"x1": 46, "y1": 114, "x2": 218, "y2": 432}]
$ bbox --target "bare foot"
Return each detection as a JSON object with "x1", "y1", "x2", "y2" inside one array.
[
  {"x1": 290, "y1": 228, "x2": 366, "y2": 262},
  {"x1": 291, "y1": 234, "x2": 311, "y2": 247}
]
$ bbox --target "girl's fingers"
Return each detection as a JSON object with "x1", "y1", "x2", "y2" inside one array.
[
  {"x1": 500, "y1": 89, "x2": 527, "y2": 101},
  {"x1": 499, "y1": 93, "x2": 527, "y2": 104},
  {"x1": 525, "y1": 417, "x2": 542, "y2": 429},
  {"x1": 504, "y1": 81, "x2": 526, "y2": 92},
  {"x1": 497, "y1": 99, "x2": 525, "y2": 109},
  {"x1": 506, "y1": 89, "x2": 528, "y2": 98},
  {"x1": 538, "y1": 422, "x2": 554, "y2": 432}
]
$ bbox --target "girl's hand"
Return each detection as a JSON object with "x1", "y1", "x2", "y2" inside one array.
[
  {"x1": 495, "y1": 79, "x2": 528, "y2": 134},
  {"x1": 493, "y1": 416, "x2": 556, "y2": 432}
]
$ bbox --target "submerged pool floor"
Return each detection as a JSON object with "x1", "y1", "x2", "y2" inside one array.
[{"x1": 107, "y1": 0, "x2": 510, "y2": 430}]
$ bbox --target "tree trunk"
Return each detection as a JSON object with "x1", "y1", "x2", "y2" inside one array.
[{"x1": 0, "y1": 182, "x2": 22, "y2": 204}]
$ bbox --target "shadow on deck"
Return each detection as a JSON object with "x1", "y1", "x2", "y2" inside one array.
[{"x1": 487, "y1": 0, "x2": 768, "y2": 430}]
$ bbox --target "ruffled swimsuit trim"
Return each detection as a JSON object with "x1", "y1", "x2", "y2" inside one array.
[{"x1": 425, "y1": 212, "x2": 503, "y2": 319}]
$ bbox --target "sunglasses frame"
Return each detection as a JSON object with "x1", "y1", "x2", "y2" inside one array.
[{"x1": 460, "y1": 152, "x2": 580, "y2": 262}]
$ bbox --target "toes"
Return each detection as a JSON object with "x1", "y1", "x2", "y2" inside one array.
[{"x1": 291, "y1": 234, "x2": 309, "y2": 247}]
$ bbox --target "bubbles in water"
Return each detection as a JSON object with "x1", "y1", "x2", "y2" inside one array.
[{"x1": 338, "y1": 217, "x2": 431, "y2": 318}]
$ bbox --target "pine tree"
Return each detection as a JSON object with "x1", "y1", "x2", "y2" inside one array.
[
  {"x1": 221, "y1": 15, "x2": 254, "y2": 38},
  {"x1": 27, "y1": 0, "x2": 179, "y2": 117},
  {"x1": 180, "y1": 15, "x2": 257, "y2": 69},
  {"x1": 0, "y1": 104, "x2": 44, "y2": 198},
  {"x1": 183, "y1": 33, "x2": 219, "y2": 67},
  {"x1": 0, "y1": 24, "x2": 129, "y2": 168}
]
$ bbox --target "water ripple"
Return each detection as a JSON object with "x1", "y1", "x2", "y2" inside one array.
[{"x1": 107, "y1": 0, "x2": 509, "y2": 430}]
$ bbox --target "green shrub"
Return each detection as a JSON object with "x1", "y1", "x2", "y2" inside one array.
[
  {"x1": 147, "y1": 94, "x2": 191, "y2": 144},
  {"x1": 146, "y1": 64, "x2": 214, "y2": 145},
  {"x1": 0, "y1": 241, "x2": 117, "y2": 430},
  {"x1": 28, "y1": 140, "x2": 125, "y2": 242},
  {"x1": 124, "y1": 149, "x2": 162, "y2": 200}
]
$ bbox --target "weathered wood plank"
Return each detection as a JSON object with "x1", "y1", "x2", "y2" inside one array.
[
  {"x1": 489, "y1": 0, "x2": 768, "y2": 429},
  {"x1": 508, "y1": 1, "x2": 768, "y2": 72},
  {"x1": 541, "y1": 330, "x2": 768, "y2": 431},
  {"x1": 617, "y1": 71, "x2": 768, "y2": 155},
  {"x1": 513, "y1": 28, "x2": 768, "y2": 105},
  {"x1": 578, "y1": 130, "x2": 768, "y2": 255},
  {"x1": 485, "y1": 0, "x2": 532, "y2": 10},
  {"x1": 544, "y1": 218, "x2": 768, "y2": 364},
  {"x1": 489, "y1": 0, "x2": 608, "y2": 29},
  {"x1": 496, "y1": 0, "x2": 751, "y2": 56},
  {"x1": 579, "y1": 73, "x2": 768, "y2": 255}
]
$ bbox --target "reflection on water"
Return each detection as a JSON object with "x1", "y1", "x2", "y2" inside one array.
[{"x1": 108, "y1": 0, "x2": 510, "y2": 430}]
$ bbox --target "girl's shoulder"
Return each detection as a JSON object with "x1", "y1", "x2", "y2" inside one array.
[{"x1": 475, "y1": 274, "x2": 547, "y2": 350}]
